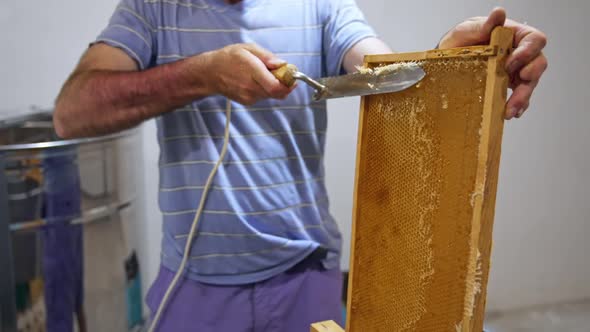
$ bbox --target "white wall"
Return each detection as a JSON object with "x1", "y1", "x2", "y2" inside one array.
[
  {"x1": 326, "y1": 0, "x2": 590, "y2": 312},
  {"x1": 2, "y1": 0, "x2": 588, "y2": 315}
]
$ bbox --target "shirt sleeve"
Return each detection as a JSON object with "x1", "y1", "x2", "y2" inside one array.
[
  {"x1": 93, "y1": 0, "x2": 156, "y2": 70},
  {"x1": 322, "y1": 0, "x2": 377, "y2": 76}
]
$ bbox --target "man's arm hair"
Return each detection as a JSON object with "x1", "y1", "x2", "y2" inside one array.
[{"x1": 54, "y1": 43, "x2": 213, "y2": 138}]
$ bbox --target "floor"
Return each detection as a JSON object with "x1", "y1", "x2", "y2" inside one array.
[{"x1": 485, "y1": 300, "x2": 590, "y2": 332}]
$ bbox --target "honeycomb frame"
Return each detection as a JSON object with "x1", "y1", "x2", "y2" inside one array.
[{"x1": 311, "y1": 27, "x2": 514, "y2": 332}]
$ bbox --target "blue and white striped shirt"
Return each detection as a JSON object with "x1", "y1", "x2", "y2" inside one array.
[{"x1": 96, "y1": 0, "x2": 375, "y2": 285}]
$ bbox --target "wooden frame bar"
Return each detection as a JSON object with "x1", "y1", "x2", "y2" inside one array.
[{"x1": 311, "y1": 27, "x2": 513, "y2": 332}]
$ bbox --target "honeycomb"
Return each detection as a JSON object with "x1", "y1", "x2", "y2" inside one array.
[{"x1": 348, "y1": 58, "x2": 491, "y2": 332}]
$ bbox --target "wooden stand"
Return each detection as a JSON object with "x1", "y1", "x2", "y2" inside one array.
[
  {"x1": 311, "y1": 27, "x2": 514, "y2": 332},
  {"x1": 310, "y1": 321, "x2": 345, "y2": 332}
]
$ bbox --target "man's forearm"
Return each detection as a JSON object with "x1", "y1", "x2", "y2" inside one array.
[
  {"x1": 343, "y1": 37, "x2": 392, "y2": 74},
  {"x1": 55, "y1": 54, "x2": 212, "y2": 138}
]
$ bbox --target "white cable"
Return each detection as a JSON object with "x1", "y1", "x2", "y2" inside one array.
[{"x1": 148, "y1": 99, "x2": 233, "y2": 332}]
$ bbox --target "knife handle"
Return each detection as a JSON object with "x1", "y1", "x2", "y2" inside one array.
[
  {"x1": 271, "y1": 63, "x2": 327, "y2": 96},
  {"x1": 271, "y1": 64, "x2": 299, "y2": 87}
]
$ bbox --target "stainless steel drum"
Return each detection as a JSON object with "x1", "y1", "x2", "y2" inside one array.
[{"x1": 0, "y1": 110, "x2": 141, "y2": 332}]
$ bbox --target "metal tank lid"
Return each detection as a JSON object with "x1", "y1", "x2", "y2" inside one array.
[{"x1": 0, "y1": 108, "x2": 132, "y2": 152}]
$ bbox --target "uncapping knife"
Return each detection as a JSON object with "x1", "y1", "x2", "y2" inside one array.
[{"x1": 271, "y1": 63, "x2": 425, "y2": 101}]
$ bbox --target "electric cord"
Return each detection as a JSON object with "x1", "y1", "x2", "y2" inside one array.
[{"x1": 148, "y1": 99, "x2": 232, "y2": 332}]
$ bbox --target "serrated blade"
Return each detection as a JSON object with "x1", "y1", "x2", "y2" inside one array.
[{"x1": 313, "y1": 63, "x2": 425, "y2": 101}]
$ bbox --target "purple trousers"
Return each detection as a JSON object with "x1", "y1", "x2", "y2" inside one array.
[{"x1": 146, "y1": 258, "x2": 343, "y2": 332}]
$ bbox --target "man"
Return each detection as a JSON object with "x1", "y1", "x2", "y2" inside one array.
[{"x1": 54, "y1": 0, "x2": 547, "y2": 331}]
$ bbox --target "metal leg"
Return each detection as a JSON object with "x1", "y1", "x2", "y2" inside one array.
[
  {"x1": 102, "y1": 144, "x2": 109, "y2": 198},
  {"x1": 0, "y1": 157, "x2": 17, "y2": 332}
]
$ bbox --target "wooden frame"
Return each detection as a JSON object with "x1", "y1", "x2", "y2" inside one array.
[{"x1": 311, "y1": 27, "x2": 513, "y2": 332}]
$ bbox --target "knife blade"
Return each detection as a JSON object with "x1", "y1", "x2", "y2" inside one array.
[{"x1": 271, "y1": 63, "x2": 425, "y2": 101}]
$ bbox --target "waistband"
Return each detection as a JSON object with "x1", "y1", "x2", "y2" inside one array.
[{"x1": 285, "y1": 247, "x2": 328, "y2": 275}]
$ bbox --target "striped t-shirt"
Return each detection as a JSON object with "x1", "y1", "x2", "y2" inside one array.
[{"x1": 96, "y1": 0, "x2": 376, "y2": 285}]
